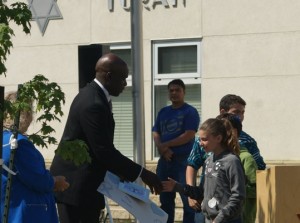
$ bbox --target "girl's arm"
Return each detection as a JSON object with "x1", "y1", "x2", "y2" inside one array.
[
  {"x1": 162, "y1": 177, "x2": 204, "y2": 200},
  {"x1": 183, "y1": 184, "x2": 204, "y2": 200}
]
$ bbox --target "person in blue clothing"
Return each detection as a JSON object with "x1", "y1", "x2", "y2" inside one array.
[
  {"x1": 153, "y1": 79, "x2": 200, "y2": 223},
  {"x1": 219, "y1": 94, "x2": 266, "y2": 170},
  {"x1": 186, "y1": 94, "x2": 265, "y2": 222},
  {"x1": 186, "y1": 137, "x2": 207, "y2": 223},
  {"x1": 1, "y1": 91, "x2": 70, "y2": 223}
]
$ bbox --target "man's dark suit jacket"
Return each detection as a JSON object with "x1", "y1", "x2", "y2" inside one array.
[{"x1": 50, "y1": 81, "x2": 142, "y2": 208}]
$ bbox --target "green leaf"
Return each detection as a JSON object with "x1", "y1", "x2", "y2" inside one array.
[
  {"x1": 0, "y1": 1, "x2": 31, "y2": 76},
  {"x1": 28, "y1": 134, "x2": 47, "y2": 148},
  {"x1": 3, "y1": 74, "x2": 65, "y2": 149},
  {"x1": 55, "y1": 140, "x2": 92, "y2": 166}
]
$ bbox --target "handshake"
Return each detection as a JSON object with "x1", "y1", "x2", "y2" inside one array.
[{"x1": 140, "y1": 168, "x2": 162, "y2": 195}]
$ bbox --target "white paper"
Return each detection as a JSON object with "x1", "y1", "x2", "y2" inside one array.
[
  {"x1": 97, "y1": 171, "x2": 168, "y2": 223},
  {"x1": 118, "y1": 181, "x2": 150, "y2": 203}
]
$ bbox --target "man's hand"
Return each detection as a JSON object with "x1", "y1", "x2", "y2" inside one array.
[
  {"x1": 162, "y1": 148, "x2": 173, "y2": 161},
  {"x1": 53, "y1": 176, "x2": 70, "y2": 192},
  {"x1": 140, "y1": 168, "x2": 162, "y2": 195},
  {"x1": 157, "y1": 144, "x2": 173, "y2": 161},
  {"x1": 162, "y1": 177, "x2": 177, "y2": 192},
  {"x1": 157, "y1": 144, "x2": 168, "y2": 155}
]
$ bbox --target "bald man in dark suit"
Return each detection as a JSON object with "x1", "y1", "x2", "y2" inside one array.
[{"x1": 50, "y1": 53, "x2": 162, "y2": 223}]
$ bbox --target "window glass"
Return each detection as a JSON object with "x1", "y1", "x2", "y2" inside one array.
[
  {"x1": 110, "y1": 47, "x2": 132, "y2": 76},
  {"x1": 112, "y1": 87, "x2": 134, "y2": 159},
  {"x1": 110, "y1": 45, "x2": 133, "y2": 159},
  {"x1": 158, "y1": 45, "x2": 197, "y2": 74},
  {"x1": 153, "y1": 40, "x2": 201, "y2": 82}
]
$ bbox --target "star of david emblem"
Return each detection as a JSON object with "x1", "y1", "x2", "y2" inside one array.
[{"x1": 27, "y1": 0, "x2": 63, "y2": 35}]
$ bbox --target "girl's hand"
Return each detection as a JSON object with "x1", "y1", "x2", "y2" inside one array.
[
  {"x1": 188, "y1": 197, "x2": 202, "y2": 211},
  {"x1": 162, "y1": 177, "x2": 177, "y2": 192}
]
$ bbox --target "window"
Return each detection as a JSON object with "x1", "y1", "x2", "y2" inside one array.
[
  {"x1": 152, "y1": 39, "x2": 202, "y2": 158},
  {"x1": 109, "y1": 44, "x2": 134, "y2": 159},
  {"x1": 110, "y1": 44, "x2": 132, "y2": 86},
  {"x1": 153, "y1": 40, "x2": 201, "y2": 85},
  {"x1": 111, "y1": 87, "x2": 134, "y2": 159}
]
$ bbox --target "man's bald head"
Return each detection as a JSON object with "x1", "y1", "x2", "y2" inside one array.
[
  {"x1": 95, "y1": 53, "x2": 128, "y2": 74},
  {"x1": 95, "y1": 53, "x2": 128, "y2": 96}
]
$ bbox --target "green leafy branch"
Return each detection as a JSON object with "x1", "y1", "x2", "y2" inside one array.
[
  {"x1": 0, "y1": 1, "x2": 31, "y2": 75},
  {"x1": 3, "y1": 74, "x2": 65, "y2": 148},
  {"x1": 21, "y1": 74, "x2": 65, "y2": 148},
  {"x1": 55, "y1": 140, "x2": 91, "y2": 166}
]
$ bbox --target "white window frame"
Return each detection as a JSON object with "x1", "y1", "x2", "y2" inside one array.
[
  {"x1": 110, "y1": 44, "x2": 132, "y2": 86},
  {"x1": 107, "y1": 43, "x2": 134, "y2": 159},
  {"x1": 153, "y1": 39, "x2": 201, "y2": 86},
  {"x1": 152, "y1": 39, "x2": 202, "y2": 159}
]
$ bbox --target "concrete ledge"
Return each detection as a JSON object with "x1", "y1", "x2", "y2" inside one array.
[
  {"x1": 106, "y1": 193, "x2": 184, "y2": 222},
  {"x1": 104, "y1": 201, "x2": 183, "y2": 223}
]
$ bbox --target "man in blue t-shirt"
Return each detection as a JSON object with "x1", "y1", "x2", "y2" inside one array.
[{"x1": 153, "y1": 79, "x2": 200, "y2": 223}]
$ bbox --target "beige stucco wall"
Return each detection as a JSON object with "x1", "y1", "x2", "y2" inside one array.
[
  {"x1": 1, "y1": 0, "x2": 300, "y2": 164},
  {"x1": 201, "y1": 0, "x2": 300, "y2": 162}
]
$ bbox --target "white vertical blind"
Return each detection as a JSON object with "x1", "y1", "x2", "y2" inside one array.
[{"x1": 112, "y1": 87, "x2": 134, "y2": 159}]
